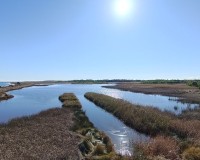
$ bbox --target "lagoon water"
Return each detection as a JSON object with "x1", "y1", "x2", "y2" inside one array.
[
  {"x1": 0, "y1": 82, "x2": 10, "y2": 87},
  {"x1": 0, "y1": 84, "x2": 198, "y2": 154}
]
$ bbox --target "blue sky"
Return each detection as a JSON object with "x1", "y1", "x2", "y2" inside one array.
[{"x1": 0, "y1": 0, "x2": 200, "y2": 81}]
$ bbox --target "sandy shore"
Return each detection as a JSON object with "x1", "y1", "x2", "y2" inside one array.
[{"x1": 105, "y1": 83, "x2": 200, "y2": 104}]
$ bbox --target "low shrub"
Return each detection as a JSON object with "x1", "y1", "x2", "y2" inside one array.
[
  {"x1": 134, "y1": 136, "x2": 180, "y2": 160},
  {"x1": 94, "y1": 144, "x2": 105, "y2": 155},
  {"x1": 169, "y1": 119, "x2": 200, "y2": 140},
  {"x1": 59, "y1": 93, "x2": 81, "y2": 108},
  {"x1": 180, "y1": 107, "x2": 200, "y2": 121},
  {"x1": 182, "y1": 147, "x2": 200, "y2": 160}
]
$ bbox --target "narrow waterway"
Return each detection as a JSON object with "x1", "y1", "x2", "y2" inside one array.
[{"x1": 0, "y1": 84, "x2": 198, "y2": 155}]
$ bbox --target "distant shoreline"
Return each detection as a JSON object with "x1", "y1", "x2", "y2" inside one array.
[
  {"x1": 0, "y1": 81, "x2": 69, "y2": 101},
  {"x1": 104, "y1": 83, "x2": 200, "y2": 104}
]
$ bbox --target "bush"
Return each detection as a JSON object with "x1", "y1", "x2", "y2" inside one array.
[
  {"x1": 59, "y1": 93, "x2": 81, "y2": 108},
  {"x1": 182, "y1": 147, "x2": 200, "y2": 160},
  {"x1": 134, "y1": 136, "x2": 180, "y2": 160},
  {"x1": 94, "y1": 144, "x2": 105, "y2": 155},
  {"x1": 187, "y1": 81, "x2": 200, "y2": 89}
]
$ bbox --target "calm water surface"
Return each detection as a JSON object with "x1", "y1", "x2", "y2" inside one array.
[
  {"x1": 0, "y1": 82, "x2": 10, "y2": 87},
  {"x1": 0, "y1": 84, "x2": 198, "y2": 155},
  {"x1": 101, "y1": 87, "x2": 199, "y2": 114}
]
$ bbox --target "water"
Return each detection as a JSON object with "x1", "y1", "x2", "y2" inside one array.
[
  {"x1": 101, "y1": 86, "x2": 199, "y2": 115},
  {"x1": 0, "y1": 84, "x2": 198, "y2": 155},
  {"x1": 0, "y1": 84, "x2": 148, "y2": 155},
  {"x1": 0, "y1": 82, "x2": 10, "y2": 87}
]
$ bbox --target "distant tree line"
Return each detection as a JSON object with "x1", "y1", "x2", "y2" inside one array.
[
  {"x1": 141, "y1": 80, "x2": 186, "y2": 84},
  {"x1": 68, "y1": 79, "x2": 200, "y2": 89},
  {"x1": 68, "y1": 79, "x2": 140, "y2": 84},
  {"x1": 187, "y1": 80, "x2": 200, "y2": 89}
]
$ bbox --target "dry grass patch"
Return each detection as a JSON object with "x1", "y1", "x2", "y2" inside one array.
[
  {"x1": 85, "y1": 92, "x2": 172, "y2": 136},
  {"x1": 182, "y1": 147, "x2": 200, "y2": 160},
  {"x1": 134, "y1": 136, "x2": 180, "y2": 160},
  {"x1": 84, "y1": 92, "x2": 200, "y2": 159},
  {"x1": 59, "y1": 93, "x2": 117, "y2": 159},
  {"x1": 105, "y1": 83, "x2": 200, "y2": 104},
  {"x1": 0, "y1": 108, "x2": 81, "y2": 160},
  {"x1": 59, "y1": 93, "x2": 81, "y2": 108}
]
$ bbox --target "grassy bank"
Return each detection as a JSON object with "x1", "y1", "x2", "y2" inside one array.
[
  {"x1": 85, "y1": 92, "x2": 173, "y2": 136},
  {"x1": 59, "y1": 93, "x2": 118, "y2": 159},
  {"x1": 0, "y1": 93, "x2": 118, "y2": 159},
  {"x1": 104, "y1": 83, "x2": 200, "y2": 104},
  {"x1": 0, "y1": 92, "x2": 14, "y2": 101},
  {"x1": 0, "y1": 108, "x2": 81, "y2": 159},
  {"x1": 179, "y1": 106, "x2": 200, "y2": 120},
  {"x1": 84, "y1": 92, "x2": 200, "y2": 159}
]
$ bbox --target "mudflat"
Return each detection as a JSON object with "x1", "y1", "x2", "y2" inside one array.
[
  {"x1": 0, "y1": 108, "x2": 81, "y2": 160},
  {"x1": 105, "y1": 83, "x2": 200, "y2": 104}
]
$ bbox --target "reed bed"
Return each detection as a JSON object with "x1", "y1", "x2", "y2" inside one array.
[
  {"x1": 85, "y1": 92, "x2": 172, "y2": 136},
  {"x1": 0, "y1": 108, "x2": 81, "y2": 159},
  {"x1": 85, "y1": 92, "x2": 200, "y2": 159},
  {"x1": 59, "y1": 93, "x2": 81, "y2": 108},
  {"x1": 59, "y1": 93, "x2": 117, "y2": 159}
]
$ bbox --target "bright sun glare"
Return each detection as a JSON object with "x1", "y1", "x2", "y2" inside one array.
[{"x1": 114, "y1": 0, "x2": 133, "y2": 17}]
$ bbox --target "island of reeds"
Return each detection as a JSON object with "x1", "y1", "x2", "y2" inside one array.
[
  {"x1": 85, "y1": 92, "x2": 200, "y2": 160},
  {"x1": 0, "y1": 93, "x2": 117, "y2": 159},
  {"x1": 59, "y1": 93, "x2": 118, "y2": 159}
]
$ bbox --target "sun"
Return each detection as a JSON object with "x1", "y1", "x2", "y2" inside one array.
[{"x1": 113, "y1": 0, "x2": 133, "y2": 17}]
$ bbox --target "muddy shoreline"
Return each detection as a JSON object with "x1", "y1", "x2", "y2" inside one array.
[{"x1": 104, "y1": 83, "x2": 200, "y2": 104}]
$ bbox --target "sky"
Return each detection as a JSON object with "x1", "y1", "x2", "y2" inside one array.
[{"x1": 0, "y1": 0, "x2": 200, "y2": 81}]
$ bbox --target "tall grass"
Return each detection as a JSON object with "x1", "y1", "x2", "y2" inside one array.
[
  {"x1": 85, "y1": 92, "x2": 172, "y2": 136},
  {"x1": 84, "y1": 92, "x2": 200, "y2": 140},
  {"x1": 85, "y1": 92, "x2": 200, "y2": 159},
  {"x1": 134, "y1": 135, "x2": 180, "y2": 160},
  {"x1": 59, "y1": 93, "x2": 81, "y2": 108},
  {"x1": 59, "y1": 93, "x2": 116, "y2": 159},
  {"x1": 179, "y1": 106, "x2": 200, "y2": 120}
]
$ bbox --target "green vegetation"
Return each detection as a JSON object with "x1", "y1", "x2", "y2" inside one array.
[
  {"x1": 187, "y1": 80, "x2": 200, "y2": 89},
  {"x1": 68, "y1": 79, "x2": 140, "y2": 84},
  {"x1": 59, "y1": 93, "x2": 117, "y2": 159},
  {"x1": 84, "y1": 92, "x2": 200, "y2": 159},
  {"x1": 141, "y1": 79, "x2": 200, "y2": 89},
  {"x1": 69, "y1": 79, "x2": 108, "y2": 84},
  {"x1": 141, "y1": 79, "x2": 186, "y2": 84},
  {"x1": 59, "y1": 93, "x2": 81, "y2": 108},
  {"x1": 69, "y1": 79, "x2": 200, "y2": 85},
  {"x1": 134, "y1": 79, "x2": 200, "y2": 86}
]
